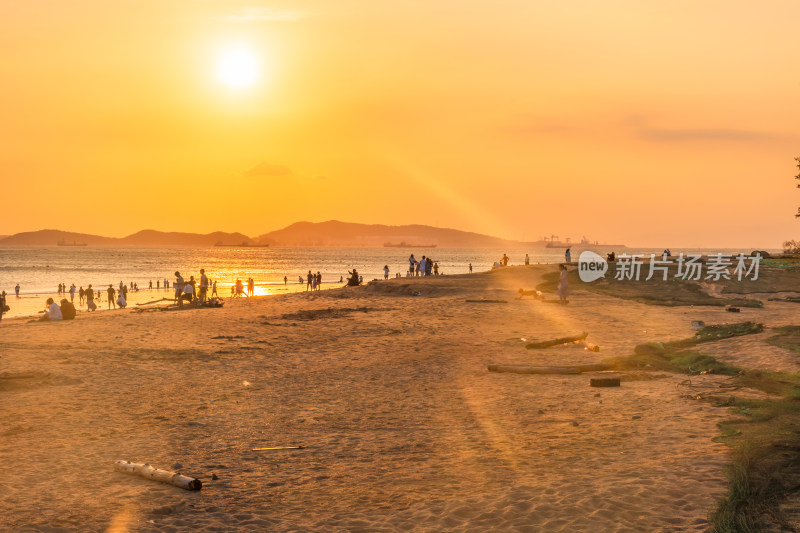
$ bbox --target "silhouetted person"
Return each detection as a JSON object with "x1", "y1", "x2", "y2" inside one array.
[
  {"x1": 86, "y1": 285, "x2": 97, "y2": 311},
  {"x1": 199, "y1": 269, "x2": 209, "y2": 303},
  {"x1": 107, "y1": 285, "x2": 116, "y2": 309}
]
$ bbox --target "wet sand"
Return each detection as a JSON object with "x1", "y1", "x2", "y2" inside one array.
[{"x1": 1, "y1": 265, "x2": 798, "y2": 531}]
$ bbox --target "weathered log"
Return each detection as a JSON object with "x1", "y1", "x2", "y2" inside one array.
[
  {"x1": 488, "y1": 363, "x2": 611, "y2": 375},
  {"x1": 135, "y1": 297, "x2": 173, "y2": 306},
  {"x1": 465, "y1": 299, "x2": 508, "y2": 304},
  {"x1": 113, "y1": 461, "x2": 202, "y2": 491},
  {"x1": 590, "y1": 377, "x2": 620, "y2": 387},
  {"x1": 526, "y1": 332, "x2": 588, "y2": 349}
]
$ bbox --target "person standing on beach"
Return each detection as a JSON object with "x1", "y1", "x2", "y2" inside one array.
[
  {"x1": 557, "y1": 265, "x2": 569, "y2": 303},
  {"x1": 565, "y1": 248, "x2": 571, "y2": 263},
  {"x1": 284, "y1": 276, "x2": 288, "y2": 286},
  {"x1": 212, "y1": 280, "x2": 218, "y2": 297},
  {"x1": 469, "y1": 263, "x2": 472, "y2": 273},
  {"x1": 86, "y1": 285, "x2": 96, "y2": 311},
  {"x1": 502, "y1": 254, "x2": 509, "y2": 266},
  {"x1": 316, "y1": 271, "x2": 322, "y2": 291},
  {"x1": 307, "y1": 270, "x2": 313, "y2": 291},
  {"x1": 525, "y1": 254, "x2": 530, "y2": 265},
  {"x1": 188, "y1": 276, "x2": 197, "y2": 301},
  {"x1": 149, "y1": 280, "x2": 153, "y2": 290},
  {"x1": 107, "y1": 285, "x2": 116, "y2": 309},
  {"x1": 15, "y1": 283, "x2": 20, "y2": 297},
  {"x1": 174, "y1": 271, "x2": 184, "y2": 306},
  {"x1": 409, "y1": 255, "x2": 415, "y2": 276},
  {"x1": 247, "y1": 277, "x2": 254, "y2": 297},
  {"x1": 79, "y1": 286, "x2": 85, "y2": 305},
  {"x1": 199, "y1": 269, "x2": 209, "y2": 303},
  {"x1": 69, "y1": 284, "x2": 76, "y2": 302},
  {"x1": 0, "y1": 291, "x2": 6, "y2": 322},
  {"x1": 384, "y1": 265, "x2": 389, "y2": 279}
]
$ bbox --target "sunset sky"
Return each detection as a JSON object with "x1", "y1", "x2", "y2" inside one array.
[{"x1": 1, "y1": 0, "x2": 799, "y2": 247}]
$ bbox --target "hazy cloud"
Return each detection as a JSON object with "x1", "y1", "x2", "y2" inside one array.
[
  {"x1": 639, "y1": 128, "x2": 772, "y2": 142},
  {"x1": 244, "y1": 162, "x2": 293, "y2": 177},
  {"x1": 501, "y1": 114, "x2": 570, "y2": 137},
  {"x1": 220, "y1": 7, "x2": 306, "y2": 22}
]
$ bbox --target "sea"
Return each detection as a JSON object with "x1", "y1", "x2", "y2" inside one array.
[{"x1": 0, "y1": 245, "x2": 776, "y2": 319}]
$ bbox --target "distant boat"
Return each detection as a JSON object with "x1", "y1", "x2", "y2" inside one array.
[
  {"x1": 543, "y1": 235, "x2": 570, "y2": 248},
  {"x1": 214, "y1": 242, "x2": 270, "y2": 247},
  {"x1": 57, "y1": 241, "x2": 87, "y2": 246},
  {"x1": 384, "y1": 242, "x2": 437, "y2": 248},
  {"x1": 579, "y1": 236, "x2": 626, "y2": 248},
  {"x1": 542, "y1": 235, "x2": 625, "y2": 248}
]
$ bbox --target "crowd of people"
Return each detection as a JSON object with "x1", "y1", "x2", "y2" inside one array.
[{"x1": 4, "y1": 251, "x2": 594, "y2": 323}]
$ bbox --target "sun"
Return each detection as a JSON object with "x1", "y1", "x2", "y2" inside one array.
[{"x1": 217, "y1": 46, "x2": 260, "y2": 89}]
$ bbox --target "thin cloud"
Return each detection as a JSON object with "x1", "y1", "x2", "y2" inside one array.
[
  {"x1": 220, "y1": 7, "x2": 306, "y2": 22},
  {"x1": 500, "y1": 114, "x2": 570, "y2": 137},
  {"x1": 639, "y1": 128, "x2": 772, "y2": 142},
  {"x1": 244, "y1": 162, "x2": 293, "y2": 177}
]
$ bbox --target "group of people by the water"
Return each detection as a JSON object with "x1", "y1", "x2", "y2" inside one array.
[
  {"x1": 407, "y1": 254, "x2": 439, "y2": 277},
  {"x1": 230, "y1": 277, "x2": 254, "y2": 297},
  {"x1": 174, "y1": 268, "x2": 219, "y2": 305},
  {"x1": 302, "y1": 270, "x2": 323, "y2": 291}
]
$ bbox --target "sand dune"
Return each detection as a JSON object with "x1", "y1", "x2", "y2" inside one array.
[{"x1": 1, "y1": 265, "x2": 797, "y2": 531}]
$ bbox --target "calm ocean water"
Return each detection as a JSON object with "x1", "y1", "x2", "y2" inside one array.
[{"x1": 0, "y1": 245, "x2": 774, "y2": 318}]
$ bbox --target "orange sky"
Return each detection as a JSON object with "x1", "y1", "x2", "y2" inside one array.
[{"x1": 1, "y1": 0, "x2": 798, "y2": 247}]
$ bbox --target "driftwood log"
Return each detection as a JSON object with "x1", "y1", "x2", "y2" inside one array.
[
  {"x1": 488, "y1": 363, "x2": 611, "y2": 375},
  {"x1": 113, "y1": 461, "x2": 202, "y2": 491},
  {"x1": 590, "y1": 377, "x2": 621, "y2": 387},
  {"x1": 136, "y1": 297, "x2": 173, "y2": 306},
  {"x1": 526, "y1": 332, "x2": 588, "y2": 349},
  {"x1": 465, "y1": 299, "x2": 508, "y2": 304}
]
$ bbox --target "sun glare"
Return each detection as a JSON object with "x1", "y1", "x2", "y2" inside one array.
[{"x1": 217, "y1": 46, "x2": 260, "y2": 89}]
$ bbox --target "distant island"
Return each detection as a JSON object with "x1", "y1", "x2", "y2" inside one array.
[{"x1": 0, "y1": 221, "x2": 626, "y2": 249}]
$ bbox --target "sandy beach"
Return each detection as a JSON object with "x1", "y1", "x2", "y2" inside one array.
[{"x1": 2, "y1": 265, "x2": 799, "y2": 532}]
